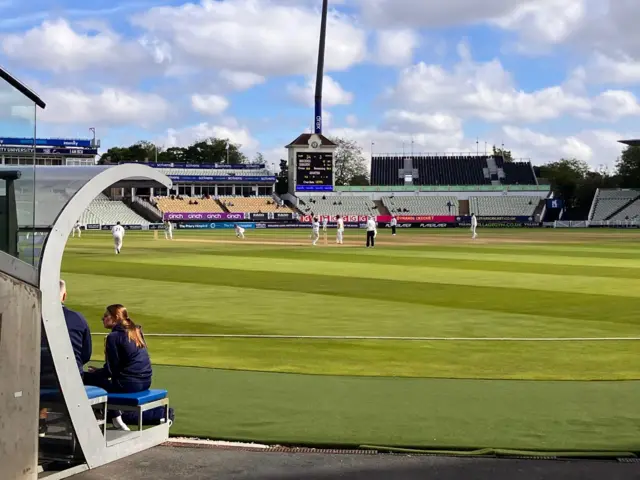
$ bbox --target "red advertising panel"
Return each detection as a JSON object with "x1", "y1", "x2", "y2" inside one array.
[
  {"x1": 299, "y1": 215, "x2": 369, "y2": 223},
  {"x1": 377, "y1": 215, "x2": 456, "y2": 223}
]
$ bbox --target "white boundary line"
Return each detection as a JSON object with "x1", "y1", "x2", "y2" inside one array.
[{"x1": 91, "y1": 333, "x2": 640, "y2": 341}]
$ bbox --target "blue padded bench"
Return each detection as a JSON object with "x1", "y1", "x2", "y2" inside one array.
[
  {"x1": 107, "y1": 389, "x2": 169, "y2": 433},
  {"x1": 41, "y1": 386, "x2": 108, "y2": 434}
]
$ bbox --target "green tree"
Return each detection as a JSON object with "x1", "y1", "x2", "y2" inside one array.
[
  {"x1": 275, "y1": 159, "x2": 289, "y2": 195},
  {"x1": 157, "y1": 147, "x2": 186, "y2": 164},
  {"x1": 329, "y1": 136, "x2": 369, "y2": 186},
  {"x1": 538, "y1": 158, "x2": 590, "y2": 209},
  {"x1": 616, "y1": 146, "x2": 640, "y2": 188},
  {"x1": 250, "y1": 152, "x2": 266, "y2": 164},
  {"x1": 492, "y1": 145, "x2": 513, "y2": 162},
  {"x1": 183, "y1": 138, "x2": 247, "y2": 164}
]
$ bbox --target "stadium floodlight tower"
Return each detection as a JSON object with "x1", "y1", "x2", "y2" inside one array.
[
  {"x1": 0, "y1": 65, "x2": 174, "y2": 479},
  {"x1": 285, "y1": 0, "x2": 337, "y2": 201}
]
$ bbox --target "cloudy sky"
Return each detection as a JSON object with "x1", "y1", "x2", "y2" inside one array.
[{"x1": 1, "y1": 0, "x2": 639, "y2": 170}]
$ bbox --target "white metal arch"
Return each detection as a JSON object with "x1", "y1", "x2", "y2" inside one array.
[{"x1": 39, "y1": 164, "x2": 172, "y2": 467}]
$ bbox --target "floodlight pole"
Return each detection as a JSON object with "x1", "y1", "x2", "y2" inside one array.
[{"x1": 314, "y1": 0, "x2": 329, "y2": 134}]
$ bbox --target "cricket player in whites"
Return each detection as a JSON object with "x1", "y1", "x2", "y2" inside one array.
[
  {"x1": 311, "y1": 216, "x2": 320, "y2": 246},
  {"x1": 471, "y1": 213, "x2": 478, "y2": 239},
  {"x1": 336, "y1": 215, "x2": 344, "y2": 244},
  {"x1": 322, "y1": 217, "x2": 328, "y2": 232},
  {"x1": 72, "y1": 220, "x2": 82, "y2": 238},
  {"x1": 164, "y1": 220, "x2": 173, "y2": 240},
  {"x1": 112, "y1": 221, "x2": 125, "y2": 254},
  {"x1": 235, "y1": 224, "x2": 245, "y2": 239}
]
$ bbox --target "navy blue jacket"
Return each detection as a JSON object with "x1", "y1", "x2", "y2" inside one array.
[
  {"x1": 63, "y1": 306, "x2": 92, "y2": 376},
  {"x1": 103, "y1": 325, "x2": 152, "y2": 383}
]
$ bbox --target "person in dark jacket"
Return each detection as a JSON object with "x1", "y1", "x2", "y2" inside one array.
[
  {"x1": 84, "y1": 304, "x2": 152, "y2": 431},
  {"x1": 39, "y1": 280, "x2": 93, "y2": 436}
]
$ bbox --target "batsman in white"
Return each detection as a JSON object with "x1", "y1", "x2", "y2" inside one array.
[
  {"x1": 235, "y1": 224, "x2": 245, "y2": 239},
  {"x1": 311, "y1": 217, "x2": 320, "y2": 246},
  {"x1": 111, "y1": 221, "x2": 125, "y2": 254},
  {"x1": 72, "y1": 220, "x2": 82, "y2": 238},
  {"x1": 336, "y1": 214, "x2": 344, "y2": 244},
  {"x1": 164, "y1": 220, "x2": 173, "y2": 240},
  {"x1": 322, "y1": 217, "x2": 328, "y2": 232},
  {"x1": 471, "y1": 213, "x2": 478, "y2": 239}
]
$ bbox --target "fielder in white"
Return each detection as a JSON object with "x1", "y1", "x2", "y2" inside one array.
[
  {"x1": 235, "y1": 224, "x2": 245, "y2": 239},
  {"x1": 112, "y1": 222, "x2": 125, "y2": 254},
  {"x1": 336, "y1": 215, "x2": 344, "y2": 244},
  {"x1": 471, "y1": 213, "x2": 478, "y2": 239},
  {"x1": 72, "y1": 221, "x2": 82, "y2": 238},
  {"x1": 322, "y1": 217, "x2": 328, "y2": 232},
  {"x1": 311, "y1": 217, "x2": 320, "y2": 246},
  {"x1": 164, "y1": 220, "x2": 173, "y2": 240}
]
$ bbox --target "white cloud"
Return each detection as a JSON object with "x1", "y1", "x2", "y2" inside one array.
[
  {"x1": 36, "y1": 87, "x2": 169, "y2": 127},
  {"x1": 382, "y1": 110, "x2": 462, "y2": 134},
  {"x1": 288, "y1": 75, "x2": 353, "y2": 107},
  {"x1": 218, "y1": 70, "x2": 265, "y2": 91},
  {"x1": 583, "y1": 53, "x2": 640, "y2": 85},
  {"x1": 502, "y1": 125, "x2": 630, "y2": 169},
  {"x1": 161, "y1": 119, "x2": 259, "y2": 151},
  {"x1": 191, "y1": 94, "x2": 229, "y2": 115},
  {"x1": 0, "y1": 19, "x2": 157, "y2": 73},
  {"x1": 132, "y1": 0, "x2": 367, "y2": 77},
  {"x1": 374, "y1": 29, "x2": 420, "y2": 66},
  {"x1": 492, "y1": 0, "x2": 585, "y2": 49},
  {"x1": 388, "y1": 44, "x2": 640, "y2": 123}
]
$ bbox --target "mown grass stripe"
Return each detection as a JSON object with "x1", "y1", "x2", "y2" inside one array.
[
  {"x1": 168, "y1": 248, "x2": 640, "y2": 279},
  {"x1": 62, "y1": 260, "x2": 640, "y2": 326},
  {"x1": 120, "y1": 254, "x2": 640, "y2": 298}
]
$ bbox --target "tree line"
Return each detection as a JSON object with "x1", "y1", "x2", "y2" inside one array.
[{"x1": 98, "y1": 136, "x2": 640, "y2": 214}]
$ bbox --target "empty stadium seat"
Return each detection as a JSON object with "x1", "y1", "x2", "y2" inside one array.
[
  {"x1": 501, "y1": 162, "x2": 537, "y2": 185},
  {"x1": 590, "y1": 190, "x2": 640, "y2": 221},
  {"x1": 469, "y1": 196, "x2": 541, "y2": 216},
  {"x1": 381, "y1": 196, "x2": 459, "y2": 215},
  {"x1": 219, "y1": 196, "x2": 294, "y2": 213},
  {"x1": 155, "y1": 197, "x2": 225, "y2": 213},
  {"x1": 298, "y1": 196, "x2": 378, "y2": 216}
]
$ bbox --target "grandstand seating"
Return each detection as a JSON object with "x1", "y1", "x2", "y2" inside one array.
[
  {"x1": 590, "y1": 190, "x2": 640, "y2": 221},
  {"x1": 381, "y1": 196, "x2": 459, "y2": 215},
  {"x1": 219, "y1": 196, "x2": 294, "y2": 213},
  {"x1": 501, "y1": 162, "x2": 537, "y2": 185},
  {"x1": 370, "y1": 155, "x2": 537, "y2": 186},
  {"x1": 469, "y1": 196, "x2": 540, "y2": 216},
  {"x1": 81, "y1": 195, "x2": 150, "y2": 225},
  {"x1": 298, "y1": 196, "x2": 378, "y2": 216},
  {"x1": 608, "y1": 198, "x2": 640, "y2": 221},
  {"x1": 157, "y1": 168, "x2": 272, "y2": 177},
  {"x1": 155, "y1": 196, "x2": 225, "y2": 213}
]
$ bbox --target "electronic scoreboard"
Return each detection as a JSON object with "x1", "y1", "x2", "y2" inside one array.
[{"x1": 295, "y1": 151, "x2": 333, "y2": 191}]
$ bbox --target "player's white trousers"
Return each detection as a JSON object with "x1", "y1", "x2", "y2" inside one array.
[
  {"x1": 312, "y1": 231, "x2": 319, "y2": 244},
  {"x1": 114, "y1": 236, "x2": 123, "y2": 253},
  {"x1": 165, "y1": 230, "x2": 173, "y2": 240},
  {"x1": 336, "y1": 230, "x2": 343, "y2": 244}
]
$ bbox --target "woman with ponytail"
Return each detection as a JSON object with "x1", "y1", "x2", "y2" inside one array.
[{"x1": 84, "y1": 304, "x2": 153, "y2": 431}]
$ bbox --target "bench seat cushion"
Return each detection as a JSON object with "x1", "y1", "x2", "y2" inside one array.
[
  {"x1": 107, "y1": 389, "x2": 167, "y2": 406},
  {"x1": 85, "y1": 386, "x2": 108, "y2": 400},
  {"x1": 41, "y1": 386, "x2": 108, "y2": 401}
]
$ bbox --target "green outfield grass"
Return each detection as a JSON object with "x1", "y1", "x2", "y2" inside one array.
[{"x1": 63, "y1": 228, "x2": 640, "y2": 451}]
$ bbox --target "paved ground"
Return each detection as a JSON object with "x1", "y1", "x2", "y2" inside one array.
[{"x1": 74, "y1": 446, "x2": 640, "y2": 480}]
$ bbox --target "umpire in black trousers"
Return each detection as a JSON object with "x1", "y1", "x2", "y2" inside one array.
[{"x1": 366, "y1": 216, "x2": 377, "y2": 247}]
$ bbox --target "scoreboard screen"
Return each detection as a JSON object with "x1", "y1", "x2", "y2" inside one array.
[{"x1": 295, "y1": 152, "x2": 333, "y2": 191}]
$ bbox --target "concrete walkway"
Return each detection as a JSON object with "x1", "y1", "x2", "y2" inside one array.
[{"x1": 74, "y1": 446, "x2": 640, "y2": 480}]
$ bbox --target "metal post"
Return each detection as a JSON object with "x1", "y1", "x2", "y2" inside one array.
[{"x1": 314, "y1": 0, "x2": 329, "y2": 134}]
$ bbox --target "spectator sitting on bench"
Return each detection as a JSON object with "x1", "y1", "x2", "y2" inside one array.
[
  {"x1": 84, "y1": 304, "x2": 152, "y2": 432},
  {"x1": 39, "y1": 280, "x2": 93, "y2": 437}
]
